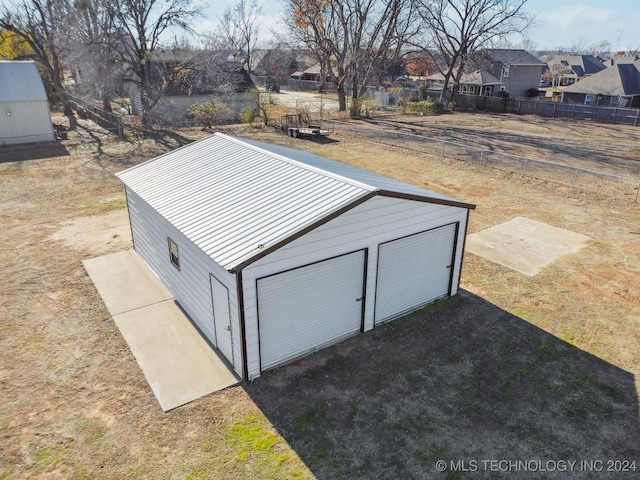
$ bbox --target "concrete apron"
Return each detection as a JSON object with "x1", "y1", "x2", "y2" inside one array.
[{"x1": 83, "y1": 250, "x2": 239, "y2": 412}]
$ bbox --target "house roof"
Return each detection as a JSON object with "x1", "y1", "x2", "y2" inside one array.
[
  {"x1": 461, "y1": 70, "x2": 502, "y2": 85},
  {"x1": 562, "y1": 60, "x2": 640, "y2": 96},
  {"x1": 483, "y1": 49, "x2": 544, "y2": 66},
  {"x1": 424, "y1": 70, "x2": 501, "y2": 86},
  {"x1": 0, "y1": 61, "x2": 48, "y2": 103},
  {"x1": 542, "y1": 55, "x2": 605, "y2": 78},
  {"x1": 117, "y1": 133, "x2": 474, "y2": 272}
]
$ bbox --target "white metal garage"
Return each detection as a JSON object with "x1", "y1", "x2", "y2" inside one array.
[{"x1": 117, "y1": 133, "x2": 475, "y2": 380}]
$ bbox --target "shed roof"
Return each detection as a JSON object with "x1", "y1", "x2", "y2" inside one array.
[
  {"x1": 0, "y1": 61, "x2": 48, "y2": 102},
  {"x1": 117, "y1": 133, "x2": 474, "y2": 272}
]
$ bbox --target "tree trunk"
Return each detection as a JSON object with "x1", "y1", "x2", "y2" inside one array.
[
  {"x1": 337, "y1": 86, "x2": 347, "y2": 111},
  {"x1": 102, "y1": 96, "x2": 113, "y2": 112}
]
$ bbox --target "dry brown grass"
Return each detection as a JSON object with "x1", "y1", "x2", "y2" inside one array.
[{"x1": 1, "y1": 112, "x2": 639, "y2": 479}]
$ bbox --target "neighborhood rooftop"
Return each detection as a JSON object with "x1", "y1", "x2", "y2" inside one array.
[{"x1": 116, "y1": 133, "x2": 474, "y2": 272}]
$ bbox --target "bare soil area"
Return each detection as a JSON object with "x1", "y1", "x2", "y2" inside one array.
[
  {"x1": 1, "y1": 111, "x2": 639, "y2": 479},
  {"x1": 358, "y1": 112, "x2": 640, "y2": 179}
]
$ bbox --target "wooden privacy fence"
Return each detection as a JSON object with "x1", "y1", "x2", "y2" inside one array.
[
  {"x1": 334, "y1": 120, "x2": 640, "y2": 203},
  {"x1": 67, "y1": 95, "x2": 125, "y2": 138},
  {"x1": 504, "y1": 98, "x2": 640, "y2": 126}
]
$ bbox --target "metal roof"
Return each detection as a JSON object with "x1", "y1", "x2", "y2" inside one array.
[
  {"x1": 117, "y1": 133, "x2": 474, "y2": 272},
  {"x1": 0, "y1": 61, "x2": 48, "y2": 102}
]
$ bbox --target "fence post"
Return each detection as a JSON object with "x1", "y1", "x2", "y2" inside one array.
[
  {"x1": 480, "y1": 150, "x2": 483, "y2": 165},
  {"x1": 572, "y1": 168, "x2": 579, "y2": 186},
  {"x1": 523, "y1": 157, "x2": 528, "y2": 175},
  {"x1": 635, "y1": 109, "x2": 640, "y2": 127},
  {"x1": 442, "y1": 141, "x2": 445, "y2": 158},
  {"x1": 635, "y1": 183, "x2": 640, "y2": 203},
  {"x1": 552, "y1": 103, "x2": 557, "y2": 118}
]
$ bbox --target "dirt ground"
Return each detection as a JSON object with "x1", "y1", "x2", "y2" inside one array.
[{"x1": 1, "y1": 111, "x2": 639, "y2": 479}]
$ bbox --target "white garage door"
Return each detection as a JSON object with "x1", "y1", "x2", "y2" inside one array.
[
  {"x1": 257, "y1": 250, "x2": 366, "y2": 371},
  {"x1": 375, "y1": 223, "x2": 457, "y2": 324}
]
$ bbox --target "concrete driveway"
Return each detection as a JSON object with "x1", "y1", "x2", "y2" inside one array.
[{"x1": 83, "y1": 250, "x2": 239, "y2": 412}]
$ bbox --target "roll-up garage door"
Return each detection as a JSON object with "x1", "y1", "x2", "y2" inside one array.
[
  {"x1": 375, "y1": 223, "x2": 457, "y2": 324},
  {"x1": 257, "y1": 250, "x2": 366, "y2": 371}
]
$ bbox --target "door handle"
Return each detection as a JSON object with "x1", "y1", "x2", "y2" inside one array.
[{"x1": 355, "y1": 297, "x2": 363, "y2": 302}]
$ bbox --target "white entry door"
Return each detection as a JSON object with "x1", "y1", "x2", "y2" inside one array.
[
  {"x1": 210, "y1": 274, "x2": 233, "y2": 364},
  {"x1": 257, "y1": 250, "x2": 366, "y2": 371},
  {"x1": 375, "y1": 223, "x2": 457, "y2": 324}
]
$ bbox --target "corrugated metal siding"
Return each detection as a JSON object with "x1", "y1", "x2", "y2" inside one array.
[
  {"x1": 257, "y1": 250, "x2": 365, "y2": 370},
  {"x1": 118, "y1": 133, "x2": 374, "y2": 271},
  {"x1": 0, "y1": 61, "x2": 54, "y2": 144},
  {"x1": 374, "y1": 223, "x2": 457, "y2": 323},
  {"x1": 242, "y1": 195, "x2": 468, "y2": 379},
  {"x1": 0, "y1": 100, "x2": 55, "y2": 145},
  {"x1": 125, "y1": 187, "x2": 243, "y2": 377}
]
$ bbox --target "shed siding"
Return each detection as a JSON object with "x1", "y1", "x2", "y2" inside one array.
[
  {"x1": 0, "y1": 100, "x2": 55, "y2": 145},
  {"x1": 125, "y1": 187, "x2": 243, "y2": 377},
  {"x1": 242, "y1": 195, "x2": 468, "y2": 379}
]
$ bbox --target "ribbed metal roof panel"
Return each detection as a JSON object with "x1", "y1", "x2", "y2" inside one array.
[
  {"x1": 240, "y1": 137, "x2": 474, "y2": 207},
  {"x1": 0, "y1": 61, "x2": 49, "y2": 102},
  {"x1": 117, "y1": 133, "x2": 374, "y2": 270}
]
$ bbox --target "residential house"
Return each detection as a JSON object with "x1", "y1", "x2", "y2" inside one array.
[
  {"x1": 424, "y1": 70, "x2": 502, "y2": 97},
  {"x1": 468, "y1": 49, "x2": 545, "y2": 97},
  {"x1": 561, "y1": 60, "x2": 640, "y2": 108},
  {"x1": 540, "y1": 54, "x2": 605, "y2": 87},
  {"x1": 290, "y1": 63, "x2": 325, "y2": 82},
  {"x1": 128, "y1": 49, "x2": 255, "y2": 122},
  {"x1": 250, "y1": 49, "x2": 313, "y2": 77},
  {"x1": 601, "y1": 54, "x2": 640, "y2": 68}
]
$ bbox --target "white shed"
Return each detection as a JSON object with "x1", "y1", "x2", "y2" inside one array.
[
  {"x1": 117, "y1": 133, "x2": 475, "y2": 380},
  {"x1": 0, "y1": 61, "x2": 55, "y2": 145}
]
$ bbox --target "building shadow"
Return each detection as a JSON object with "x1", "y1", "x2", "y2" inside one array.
[
  {"x1": 245, "y1": 290, "x2": 640, "y2": 479},
  {"x1": 0, "y1": 141, "x2": 69, "y2": 163}
]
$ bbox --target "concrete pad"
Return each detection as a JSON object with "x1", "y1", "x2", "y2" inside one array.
[
  {"x1": 113, "y1": 301, "x2": 239, "y2": 411},
  {"x1": 83, "y1": 250, "x2": 173, "y2": 315},
  {"x1": 465, "y1": 216, "x2": 591, "y2": 276},
  {"x1": 83, "y1": 250, "x2": 239, "y2": 411}
]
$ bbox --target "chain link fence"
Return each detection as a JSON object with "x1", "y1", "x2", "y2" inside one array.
[{"x1": 333, "y1": 120, "x2": 640, "y2": 203}]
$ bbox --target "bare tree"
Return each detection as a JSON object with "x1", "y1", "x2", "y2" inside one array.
[
  {"x1": 414, "y1": 0, "x2": 533, "y2": 103},
  {"x1": 208, "y1": 0, "x2": 263, "y2": 74},
  {"x1": 67, "y1": 0, "x2": 120, "y2": 111},
  {"x1": 0, "y1": 0, "x2": 73, "y2": 115},
  {"x1": 285, "y1": 0, "x2": 417, "y2": 112},
  {"x1": 108, "y1": 0, "x2": 202, "y2": 125}
]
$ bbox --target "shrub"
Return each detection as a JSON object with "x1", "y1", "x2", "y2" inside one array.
[
  {"x1": 187, "y1": 100, "x2": 229, "y2": 129},
  {"x1": 406, "y1": 98, "x2": 445, "y2": 115},
  {"x1": 349, "y1": 97, "x2": 376, "y2": 118},
  {"x1": 239, "y1": 106, "x2": 256, "y2": 124}
]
